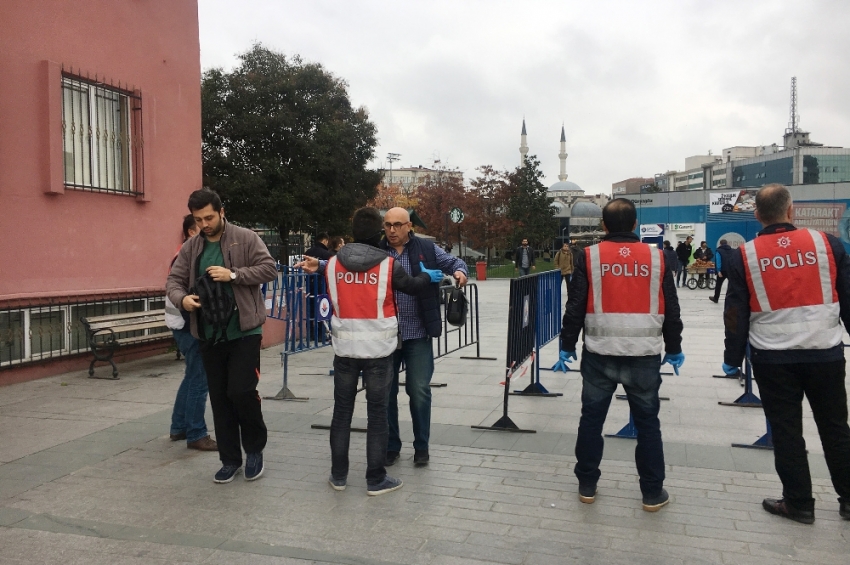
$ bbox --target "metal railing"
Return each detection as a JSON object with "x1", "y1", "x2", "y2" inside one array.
[{"x1": 0, "y1": 291, "x2": 168, "y2": 369}]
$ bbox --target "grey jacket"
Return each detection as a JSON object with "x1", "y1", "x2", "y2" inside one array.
[{"x1": 166, "y1": 220, "x2": 278, "y2": 340}]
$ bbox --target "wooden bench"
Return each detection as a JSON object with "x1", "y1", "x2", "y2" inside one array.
[{"x1": 80, "y1": 309, "x2": 169, "y2": 379}]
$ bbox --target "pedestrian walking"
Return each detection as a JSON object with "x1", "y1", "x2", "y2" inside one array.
[
  {"x1": 721, "y1": 184, "x2": 850, "y2": 524},
  {"x1": 555, "y1": 198, "x2": 684, "y2": 512},
  {"x1": 554, "y1": 242, "x2": 574, "y2": 288},
  {"x1": 514, "y1": 238, "x2": 536, "y2": 276},
  {"x1": 167, "y1": 189, "x2": 278, "y2": 484},
  {"x1": 709, "y1": 239, "x2": 733, "y2": 303}
]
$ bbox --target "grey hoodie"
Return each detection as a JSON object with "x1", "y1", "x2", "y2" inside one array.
[{"x1": 333, "y1": 243, "x2": 433, "y2": 295}]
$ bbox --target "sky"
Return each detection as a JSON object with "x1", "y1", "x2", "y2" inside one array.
[{"x1": 198, "y1": 0, "x2": 850, "y2": 195}]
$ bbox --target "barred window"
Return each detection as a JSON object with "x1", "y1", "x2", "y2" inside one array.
[{"x1": 61, "y1": 74, "x2": 143, "y2": 195}]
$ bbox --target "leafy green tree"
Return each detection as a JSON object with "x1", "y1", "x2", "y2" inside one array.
[
  {"x1": 202, "y1": 44, "x2": 381, "y2": 260},
  {"x1": 506, "y1": 155, "x2": 558, "y2": 247}
]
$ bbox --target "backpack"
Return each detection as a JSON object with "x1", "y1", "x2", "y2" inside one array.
[
  {"x1": 191, "y1": 271, "x2": 235, "y2": 342},
  {"x1": 444, "y1": 282, "x2": 468, "y2": 327}
]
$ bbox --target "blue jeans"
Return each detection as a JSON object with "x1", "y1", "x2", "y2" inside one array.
[
  {"x1": 518, "y1": 267, "x2": 530, "y2": 276},
  {"x1": 170, "y1": 329, "x2": 209, "y2": 443},
  {"x1": 388, "y1": 338, "x2": 434, "y2": 452},
  {"x1": 675, "y1": 260, "x2": 686, "y2": 287},
  {"x1": 330, "y1": 355, "x2": 393, "y2": 484},
  {"x1": 575, "y1": 349, "x2": 665, "y2": 497}
]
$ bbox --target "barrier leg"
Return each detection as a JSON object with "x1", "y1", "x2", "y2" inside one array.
[
  {"x1": 718, "y1": 358, "x2": 761, "y2": 407},
  {"x1": 732, "y1": 418, "x2": 774, "y2": 450},
  {"x1": 265, "y1": 352, "x2": 309, "y2": 401},
  {"x1": 511, "y1": 350, "x2": 562, "y2": 397},
  {"x1": 472, "y1": 367, "x2": 536, "y2": 433},
  {"x1": 605, "y1": 412, "x2": 637, "y2": 439}
]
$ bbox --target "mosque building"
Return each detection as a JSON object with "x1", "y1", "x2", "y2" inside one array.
[{"x1": 519, "y1": 120, "x2": 608, "y2": 244}]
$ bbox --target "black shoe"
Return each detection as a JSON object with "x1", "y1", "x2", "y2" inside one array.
[
  {"x1": 709, "y1": 296, "x2": 718, "y2": 303},
  {"x1": 838, "y1": 498, "x2": 849, "y2": 519},
  {"x1": 762, "y1": 498, "x2": 814, "y2": 524},
  {"x1": 213, "y1": 464, "x2": 241, "y2": 484},
  {"x1": 169, "y1": 432, "x2": 186, "y2": 441},
  {"x1": 578, "y1": 484, "x2": 597, "y2": 504},
  {"x1": 642, "y1": 488, "x2": 670, "y2": 512},
  {"x1": 385, "y1": 451, "x2": 400, "y2": 467},
  {"x1": 244, "y1": 452, "x2": 264, "y2": 481},
  {"x1": 413, "y1": 449, "x2": 429, "y2": 466}
]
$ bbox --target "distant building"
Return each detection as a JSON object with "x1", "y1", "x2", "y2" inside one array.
[
  {"x1": 612, "y1": 177, "x2": 656, "y2": 195},
  {"x1": 379, "y1": 165, "x2": 463, "y2": 188}
]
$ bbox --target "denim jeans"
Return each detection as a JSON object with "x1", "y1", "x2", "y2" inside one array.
[
  {"x1": 518, "y1": 267, "x2": 530, "y2": 276},
  {"x1": 388, "y1": 337, "x2": 434, "y2": 452},
  {"x1": 170, "y1": 329, "x2": 209, "y2": 443},
  {"x1": 330, "y1": 355, "x2": 393, "y2": 484},
  {"x1": 575, "y1": 349, "x2": 665, "y2": 497},
  {"x1": 752, "y1": 359, "x2": 850, "y2": 510},
  {"x1": 675, "y1": 260, "x2": 686, "y2": 287}
]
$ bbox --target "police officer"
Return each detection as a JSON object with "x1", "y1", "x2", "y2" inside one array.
[
  {"x1": 555, "y1": 198, "x2": 684, "y2": 512},
  {"x1": 722, "y1": 184, "x2": 850, "y2": 524}
]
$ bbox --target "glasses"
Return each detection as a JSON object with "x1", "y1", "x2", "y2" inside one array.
[{"x1": 383, "y1": 222, "x2": 409, "y2": 231}]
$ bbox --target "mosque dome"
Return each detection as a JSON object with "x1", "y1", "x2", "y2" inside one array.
[
  {"x1": 548, "y1": 180, "x2": 584, "y2": 193},
  {"x1": 570, "y1": 201, "x2": 602, "y2": 218}
]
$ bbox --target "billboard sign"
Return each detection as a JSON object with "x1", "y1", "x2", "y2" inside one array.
[
  {"x1": 710, "y1": 190, "x2": 757, "y2": 213},
  {"x1": 794, "y1": 202, "x2": 846, "y2": 238}
]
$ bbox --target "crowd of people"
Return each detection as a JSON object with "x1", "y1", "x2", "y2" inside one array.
[{"x1": 163, "y1": 186, "x2": 849, "y2": 523}]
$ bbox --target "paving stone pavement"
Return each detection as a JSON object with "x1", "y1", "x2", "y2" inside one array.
[{"x1": 1, "y1": 279, "x2": 848, "y2": 564}]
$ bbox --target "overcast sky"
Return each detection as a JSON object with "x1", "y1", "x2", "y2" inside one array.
[{"x1": 198, "y1": 0, "x2": 850, "y2": 195}]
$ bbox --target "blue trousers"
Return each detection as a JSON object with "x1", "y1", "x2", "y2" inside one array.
[
  {"x1": 388, "y1": 338, "x2": 434, "y2": 452},
  {"x1": 170, "y1": 329, "x2": 209, "y2": 443},
  {"x1": 574, "y1": 349, "x2": 665, "y2": 497}
]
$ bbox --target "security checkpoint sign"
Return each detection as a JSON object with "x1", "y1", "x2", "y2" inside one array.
[{"x1": 316, "y1": 294, "x2": 332, "y2": 321}]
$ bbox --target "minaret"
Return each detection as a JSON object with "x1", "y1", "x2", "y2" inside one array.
[
  {"x1": 519, "y1": 119, "x2": 529, "y2": 167},
  {"x1": 558, "y1": 124, "x2": 568, "y2": 181}
]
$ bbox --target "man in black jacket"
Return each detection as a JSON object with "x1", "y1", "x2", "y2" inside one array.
[
  {"x1": 693, "y1": 241, "x2": 714, "y2": 262},
  {"x1": 675, "y1": 236, "x2": 693, "y2": 287},
  {"x1": 722, "y1": 184, "x2": 850, "y2": 524},
  {"x1": 514, "y1": 238, "x2": 536, "y2": 276},
  {"x1": 305, "y1": 233, "x2": 332, "y2": 260},
  {"x1": 709, "y1": 239, "x2": 733, "y2": 303}
]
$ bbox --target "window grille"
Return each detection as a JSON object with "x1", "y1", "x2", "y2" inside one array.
[{"x1": 61, "y1": 70, "x2": 144, "y2": 195}]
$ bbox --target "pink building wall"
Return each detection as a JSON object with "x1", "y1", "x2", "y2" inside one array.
[{"x1": 0, "y1": 0, "x2": 202, "y2": 300}]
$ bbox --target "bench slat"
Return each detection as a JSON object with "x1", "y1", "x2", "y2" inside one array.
[
  {"x1": 83, "y1": 309, "x2": 166, "y2": 325},
  {"x1": 91, "y1": 321, "x2": 169, "y2": 336}
]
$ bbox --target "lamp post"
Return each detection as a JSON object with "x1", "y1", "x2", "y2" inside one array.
[{"x1": 386, "y1": 152, "x2": 400, "y2": 186}]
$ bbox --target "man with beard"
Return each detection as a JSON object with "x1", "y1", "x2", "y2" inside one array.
[{"x1": 167, "y1": 189, "x2": 278, "y2": 484}]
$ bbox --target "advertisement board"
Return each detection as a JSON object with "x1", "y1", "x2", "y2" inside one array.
[
  {"x1": 709, "y1": 190, "x2": 757, "y2": 213},
  {"x1": 639, "y1": 224, "x2": 664, "y2": 237},
  {"x1": 794, "y1": 202, "x2": 846, "y2": 238}
]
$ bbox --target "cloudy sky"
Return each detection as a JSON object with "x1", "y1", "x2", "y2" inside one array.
[{"x1": 198, "y1": 0, "x2": 850, "y2": 195}]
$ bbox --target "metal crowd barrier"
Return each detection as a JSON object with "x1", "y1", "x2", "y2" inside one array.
[
  {"x1": 265, "y1": 266, "x2": 330, "y2": 401},
  {"x1": 511, "y1": 270, "x2": 563, "y2": 397},
  {"x1": 472, "y1": 273, "x2": 540, "y2": 433}
]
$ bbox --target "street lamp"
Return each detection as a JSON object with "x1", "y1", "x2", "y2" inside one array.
[{"x1": 387, "y1": 153, "x2": 400, "y2": 186}]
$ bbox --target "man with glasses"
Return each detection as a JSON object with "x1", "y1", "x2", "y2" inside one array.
[{"x1": 381, "y1": 207, "x2": 468, "y2": 467}]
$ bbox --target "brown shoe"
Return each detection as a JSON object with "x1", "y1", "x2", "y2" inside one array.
[
  {"x1": 187, "y1": 436, "x2": 218, "y2": 451},
  {"x1": 169, "y1": 432, "x2": 186, "y2": 441},
  {"x1": 762, "y1": 498, "x2": 814, "y2": 524}
]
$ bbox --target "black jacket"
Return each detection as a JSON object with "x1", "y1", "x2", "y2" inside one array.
[
  {"x1": 560, "y1": 232, "x2": 683, "y2": 355},
  {"x1": 694, "y1": 246, "x2": 714, "y2": 262},
  {"x1": 675, "y1": 242, "x2": 692, "y2": 265},
  {"x1": 514, "y1": 246, "x2": 536, "y2": 268},
  {"x1": 723, "y1": 224, "x2": 850, "y2": 366},
  {"x1": 305, "y1": 242, "x2": 332, "y2": 260},
  {"x1": 662, "y1": 247, "x2": 678, "y2": 272}
]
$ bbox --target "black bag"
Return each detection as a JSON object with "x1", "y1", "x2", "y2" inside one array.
[
  {"x1": 445, "y1": 282, "x2": 468, "y2": 327},
  {"x1": 191, "y1": 271, "x2": 235, "y2": 342}
]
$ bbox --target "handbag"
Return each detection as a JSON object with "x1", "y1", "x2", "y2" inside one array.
[{"x1": 445, "y1": 282, "x2": 468, "y2": 327}]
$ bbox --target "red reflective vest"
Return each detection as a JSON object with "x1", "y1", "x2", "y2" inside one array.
[
  {"x1": 325, "y1": 256, "x2": 399, "y2": 359},
  {"x1": 740, "y1": 228, "x2": 841, "y2": 351},
  {"x1": 584, "y1": 241, "x2": 665, "y2": 356}
]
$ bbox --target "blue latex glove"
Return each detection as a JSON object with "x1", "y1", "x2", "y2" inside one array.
[
  {"x1": 662, "y1": 352, "x2": 685, "y2": 375},
  {"x1": 552, "y1": 350, "x2": 577, "y2": 372},
  {"x1": 722, "y1": 362, "x2": 740, "y2": 376},
  {"x1": 419, "y1": 262, "x2": 444, "y2": 283}
]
